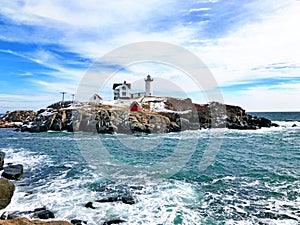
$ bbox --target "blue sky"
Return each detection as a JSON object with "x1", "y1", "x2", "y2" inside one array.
[{"x1": 0, "y1": 0, "x2": 300, "y2": 112}]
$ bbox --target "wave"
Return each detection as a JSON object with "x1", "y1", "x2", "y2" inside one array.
[
  {"x1": 273, "y1": 121, "x2": 300, "y2": 128},
  {"x1": 1, "y1": 123, "x2": 299, "y2": 224}
]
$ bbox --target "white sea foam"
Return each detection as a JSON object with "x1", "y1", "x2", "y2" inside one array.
[
  {"x1": 273, "y1": 121, "x2": 300, "y2": 128},
  {"x1": 0, "y1": 147, "x2": 48, "y2": 168},
  {"x1": 2, "y1": 164, "x2": 205, "y2": 224},
  {"x1": 1, "y1": 126, "x2": 299, "y2": 225}
]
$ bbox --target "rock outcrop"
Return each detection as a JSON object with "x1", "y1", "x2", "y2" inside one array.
[
  {"x1": 95, "y1": 195, "x2": 135, "y2": 205},
  {"x1": 0, "y1": 151, "x2": 5, "y2": 170},
  {"x1": 35, "y1": 210, "x2": 55, "y2": 220},
  {"x1": 70, "y1": 219, "x2": 87, "y2": 225},
  {"x1": 1, "y1": 207, "x2": 56, "y2": 220},
  {"x1": 0, "y1": 217, "x2": 72, "y2": 225},
  {"x1": 0, "y1": 110, "x2": 36, "y2": 128},
  {"x1": 102, "y1": 219, "x2": 126, "y2": 225},
  {"x1": 2, "y1": 99, "x2": 276, "y2": 134},
  {"x1": 2, "y1": 164, "x2": 24, "y2": 180},
  {"x1": 0, "y1": 178, "x2": 15, "y2": 210}
]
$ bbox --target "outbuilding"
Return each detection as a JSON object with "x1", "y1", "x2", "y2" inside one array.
[
  {"x1": 130, "y1": 101, "x2": 141, "y2": 111},
  {"x1": 89, "y1": 94, "x2": 103, "y2": 105}
]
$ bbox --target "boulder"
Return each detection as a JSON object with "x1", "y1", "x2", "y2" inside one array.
[
  {"x1": 84, "y1": 202, "x2": 95, "y2": 209},
  {"x1": 1, "y1": 207, "x2": 52, "y2": 220},
  {"x1": 96, "y1": 195, "x2": 135, "y2": 205},
  {"x1": 0, "y1": 178, "x2": 15, "y2": 209},
  {"x1": 227, "y1": 123, "x2": 257, "y2": 130},
  {"x1": 292, "y1": 124, "x2": 297, "y2": 127},
  {"x1": 257, "y1": 117, "x2": 272, "y2": 128},
  {"x1": 35, "y1": 210, "x2": 55, "y2": 219},
  {"x1": 121, "y1": 196, "x2": 135, "y2": 205},
  {"x1": 70, "y1": 219, "x2": 87, "y2": 225},
  {"x1": 34, "y1": 207, "x2": 47, "y2": 212},
  {"x1": 6, "y1": 212, "x2": 24, "y2": 220},
  {"x1": 0, "y1": 217, "x2": 72, "y2": 225},
  {"x1": 102, "y1": 219, "x2": 126, "y2": 225},
  {"x1": 1, "y1": 211, "x2": 38, "y2": 220},
  {"x1": 0, "y1": 151, "x2": 5, "y2": 170},
  {"x1": 96, "y1": 196, "x2": 119, "y2": 203},
  {"x1": 2, "y1": 164, "x2": 23, "y2": 180}
]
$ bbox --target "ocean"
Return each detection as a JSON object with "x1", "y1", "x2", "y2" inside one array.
[{"x1": 0, "y1": 112, "x2": 299, "y2": 225}]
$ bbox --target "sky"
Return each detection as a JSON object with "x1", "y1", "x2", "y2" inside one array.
[{"x1": 0, "y1": 0, "x2": 300, "y2": 112}]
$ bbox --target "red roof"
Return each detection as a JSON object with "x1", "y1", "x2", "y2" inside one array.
[
  {"x1": 130, "y1": 101, "x2": 141, "y2": 111},
  {"x1": 94, "y1": 94, "x2": 103, "y2": 100}
]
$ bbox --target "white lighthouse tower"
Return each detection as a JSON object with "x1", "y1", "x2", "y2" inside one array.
[{"x1": 145, "y1": 74, "x2": 153, "y2": 96}]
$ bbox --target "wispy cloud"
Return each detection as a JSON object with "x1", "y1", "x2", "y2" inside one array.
[
  {"x1": 223, "y1": 86, "x2": 300, "y2": 112},
  {"x1": 0, "y1": 93, "x2": 57, "y2": 112},
  {"x1": 189, "y1": 8, "x2": 211, "y2": 12},
  {"x1": 190, "y1": 1, "x2": 300, "y2": 87},
  {"x1": 31, "y1": 80, "x2": 78, "y2": 93},
  {"x1": 221, "y1": 77, "x2": 300, "y2": 92},
  {"x1": 0, "y1": 0, "x2": 300, "y2": 111}
]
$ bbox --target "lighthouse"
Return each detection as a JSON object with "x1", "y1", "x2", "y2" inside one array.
[{"x1": 145, "y1": 74, "x2": 153, "y2": 96}]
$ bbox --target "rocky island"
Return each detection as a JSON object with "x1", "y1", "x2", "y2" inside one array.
[{"x1": 0, "y1": 97, "x2": 278, "y2": 133}]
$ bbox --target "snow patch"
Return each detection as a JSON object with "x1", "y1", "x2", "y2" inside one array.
[
  {"x1": 40, "y1": 111, "x2": 54, "y2": 117},
  {"x1": 148, "y1": 100, "x2": 192, "y2": 114}
]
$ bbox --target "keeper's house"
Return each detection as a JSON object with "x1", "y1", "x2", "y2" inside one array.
[
  {"x1": 113, "y1": 81, "x2": 132, "y2": 100},
  {"x1": 112, "y1": 75, "x2": 154, "y2": 100}
]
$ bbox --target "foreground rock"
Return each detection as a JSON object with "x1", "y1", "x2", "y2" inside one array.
[
  {"x1": 95, "y1": 195, "x2": 135, "y2": 205},
  {"x1": 1, "y1": 208, "x2": 55, "y2": 220},
  {"x1": 2, "y1": 164, "x2": 23, "y2": 180},
  {"x1": 35, "y1": 210, "x2": 55, "y2": 219},
  {"x1": 102, "y1": 219, "x2": 126, "y2": 225},
  {"x1": 0, "y1": 152, "x2": 5, "y2": 170},
  {"x1": 0, "y1": 217, "x2": 72, "y2": 225},
  {"x1": 70, "y1": 219, "x2": 87, "y2": 225},
  {"x1": 0, "y1": 178, "x2": 15, "y2": 210}
]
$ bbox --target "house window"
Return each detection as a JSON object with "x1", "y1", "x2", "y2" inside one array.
[
  {"x1": 122, "y1": 92, "x2": 126, "y2": 96},
  {"x1": 94, "y1": 96, "x2": 96, "y2": 100},
  {"x1": 122, "y1": 86, "x2": 126, "y2": 90}
]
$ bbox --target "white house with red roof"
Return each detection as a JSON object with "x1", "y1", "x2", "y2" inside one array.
[{"x1": 89, "y1": 93, "x2": 103, "y2": 104}]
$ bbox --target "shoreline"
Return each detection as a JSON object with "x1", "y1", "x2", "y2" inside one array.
[{"x1": 0, "y1": 98, "x2": 279, "y2": 133}]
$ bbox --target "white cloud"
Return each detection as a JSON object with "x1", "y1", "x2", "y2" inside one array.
[
  {"x1": 20, "y1": 72, "x2": 33, "y2": 76},
  {"x1": 1, "y1": 0, "x2": 300, "y2": 111},
  {"x1": 189, "y1": 8, "x2": 211, "y2": 12},
  {"x1": 192, "y1": 1, "x2": 300, "y2": 86},
  {"x1": 22, "y1": 0, "x2": 174, "y2": 27},
  {"x1": 0, "y1": 0, "x2": 197, "y2": 57},
  {"x1": 31, "y1": 80, "x2": 79, "y2": 94},
  {"x1": 223, "y1": 86, "x2": 300, "y2": 112},
  {"x1": 0, "y1": 94, "x2": 56, "y2": 112}
]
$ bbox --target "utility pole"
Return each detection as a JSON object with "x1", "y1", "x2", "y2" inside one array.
[
  {"x1": 60, "y1": 92, "x2": 67, "y2": 108},
  {"x1": 71, "y1": 94, "x2": 75, "y2": 103}
]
